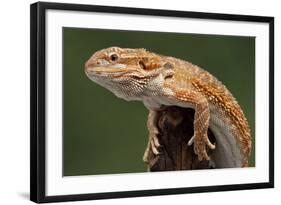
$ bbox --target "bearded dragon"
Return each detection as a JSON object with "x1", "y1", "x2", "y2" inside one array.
[{"x1": 85, "y1": 47, "x2": 251, "y2": 168}]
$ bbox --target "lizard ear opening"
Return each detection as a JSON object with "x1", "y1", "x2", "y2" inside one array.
[
  {"x1": 139, "y1": 61, "x2": 146, "y2": 69},
  {"x1": 162, "y1": 62, "x2": 175, "y2": 79},
  {"x1": 163, "y1": 62, "x2": 174, "y2": 69}
]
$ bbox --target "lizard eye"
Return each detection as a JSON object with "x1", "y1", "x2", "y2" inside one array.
[{"x1": 110, "y1": 53, "x2": 119, "y2": 62}]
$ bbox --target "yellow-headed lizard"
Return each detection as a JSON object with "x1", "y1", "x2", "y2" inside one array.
[{"x1": 85, "y1": 47, "x2": 251, "y2": 168}]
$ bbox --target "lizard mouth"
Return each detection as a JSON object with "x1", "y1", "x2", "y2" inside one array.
[
  {"x1": 85, "y1": 65, "x2": 145, "y2": 79},
  {"x1": 85, "y1": 67, "x2": 128, "y2": 77}
]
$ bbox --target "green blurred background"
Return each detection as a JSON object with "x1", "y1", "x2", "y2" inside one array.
[{"x1": 63, "y1": 28, "x2": 255, "y2": 176}]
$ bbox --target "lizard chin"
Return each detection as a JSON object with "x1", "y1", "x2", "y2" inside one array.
[{"x1": 86, "y1": 73, "x2": 144, "y2": 101}]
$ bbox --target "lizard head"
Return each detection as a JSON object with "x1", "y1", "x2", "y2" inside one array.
[{"x1": 85, "y1": 47, "x2": 174, "y2": 101}]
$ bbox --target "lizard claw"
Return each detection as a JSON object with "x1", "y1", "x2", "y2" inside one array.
[
  {"x1": 187, "y1": 136, "x2": 195, "y2": 146},
  {"x1": 151, "y1": 144, "x2": 160, "y2": 155},
  {"x1": 188, "y1": 134, "x2": 215, "y2": 161},
  {"x1": 150, "y1": 129, "x2": 162, "y2": 155},
  {"x1": 151, "y1": 135, "x2": 163, "y2": 155}
]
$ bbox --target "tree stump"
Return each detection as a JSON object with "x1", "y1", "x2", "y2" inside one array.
[{"x1": 145, "y1": 106, "x2": 216, "y2": 171}]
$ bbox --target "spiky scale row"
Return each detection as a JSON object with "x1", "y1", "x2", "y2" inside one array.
[{"x1": 191, "y1": 73, "x2": 251, "y2": 166}]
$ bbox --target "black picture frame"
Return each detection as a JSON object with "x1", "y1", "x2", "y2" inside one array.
[{"x1": 30, "y1": 1, "x2": 274, "y2": 203}]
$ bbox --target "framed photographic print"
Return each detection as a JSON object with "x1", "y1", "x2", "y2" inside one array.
[{"x1": 30, "y1": 1, "x2": 274, "y2": 203}]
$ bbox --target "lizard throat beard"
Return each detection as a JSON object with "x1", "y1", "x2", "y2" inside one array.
[{"x1": 87, "y1": 74, "x2": 144, "y2": 101}]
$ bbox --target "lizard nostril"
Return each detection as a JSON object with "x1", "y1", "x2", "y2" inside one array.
[
  {"x1": 85, "y1": 60, "x2": 95, "y2": 69},
  {"x1": 85, "y1": 60, "x2": 90, "y2": 68},
  {"x1": 85, "y1": 60, "x2": 94, "y2": 74}
]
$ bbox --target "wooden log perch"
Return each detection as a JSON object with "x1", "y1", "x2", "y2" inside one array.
[{"x1": 145, "y1": 106, "x2": 216, "y2": 171}]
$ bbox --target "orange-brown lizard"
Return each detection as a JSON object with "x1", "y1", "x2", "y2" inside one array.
[{"x1": 85, "y1": 47, "x2": 251, "y2": 168}]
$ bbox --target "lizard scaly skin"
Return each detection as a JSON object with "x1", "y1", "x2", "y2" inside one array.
[{"x1": 85, "y1": 47, "x2": 251, "y2": 168}]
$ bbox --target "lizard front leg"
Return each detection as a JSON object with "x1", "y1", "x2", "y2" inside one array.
[
  {"x1": 174, "y1": 89, "x2": 216, "y2": 161},
  {"x1": 146, "y1": 110, "x2": 162, "y2": 155},
  {"x1": 143, "y1": 110, "x2": 162, "y2": 163}
]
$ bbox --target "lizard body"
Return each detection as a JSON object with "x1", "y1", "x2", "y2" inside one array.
[{"x1": 85, "y1": 47, "x2": 251, "y2": 168}]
